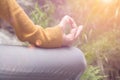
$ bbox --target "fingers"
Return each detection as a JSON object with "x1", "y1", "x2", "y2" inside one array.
[
  {"x1": 75, "y1": 25, "x2": 83, "y2": 38},
  {"x1": 63, "y1": 15, "x2": 77, "y2": 29},
  {"x1": 62, "y1": 25, "x2": 83, "y2": 46},
  {"x1": 67, "y1": 16, "x2": 77, "y2": 29},
  {"x1": 59, "y1": 15, "x2": 69, "y2": 27},
  {"x1": 69, "y1": 25, "x2": 83, "y2": 39},
  {"x1": 60, "y1": 15, "x2": 83, "y2": 46},
  {"x1": 59, "y1": 15, "x2": 77, "y2": 29},
  {"x1": 70, "y1": 28, "x2": 77, "y2": 36}
]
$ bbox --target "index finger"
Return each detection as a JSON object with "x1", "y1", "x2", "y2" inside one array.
[{"x1": 67, "y1": 16, "x2": 77, "y2": 29}]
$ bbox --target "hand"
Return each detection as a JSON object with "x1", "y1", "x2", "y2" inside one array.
[{"x1": 59, "y1": 15, "x2": 83, "y2": 46}]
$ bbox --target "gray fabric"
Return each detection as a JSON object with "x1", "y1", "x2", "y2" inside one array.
[{"x1": 0, "y1": 45, "x2": 86, "y2": 80}]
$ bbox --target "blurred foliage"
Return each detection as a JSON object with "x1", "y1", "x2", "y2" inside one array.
[
  {"x1": 80, "y1": 28, "x2": 120, "y2": 80},
  {"x1": 81, "y1": 28, "x2": 119, "y2": 61},
  {"x1": 81, "y1": 65, "x2": 104, "y2": 80},
  {"x1": 30, "y1": 0, "x2": 55, "y2": 27}
]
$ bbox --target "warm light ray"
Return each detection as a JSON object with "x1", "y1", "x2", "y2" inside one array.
[{"x1": 101, "y1": 0, "x2": 113, "y2": 4}]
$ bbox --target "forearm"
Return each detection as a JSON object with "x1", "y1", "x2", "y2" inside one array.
[{"x1": 0, "y1": 0, "x2": 63, "y2": 48}]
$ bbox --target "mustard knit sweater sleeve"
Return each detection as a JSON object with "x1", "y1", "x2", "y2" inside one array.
[{"x1": 0, "y1": 0, "x2": 63, "y2": 48}]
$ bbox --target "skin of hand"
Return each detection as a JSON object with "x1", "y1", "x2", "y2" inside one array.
[{"x1": 59, "y1": 15, "x2": 83, "y2": 46}]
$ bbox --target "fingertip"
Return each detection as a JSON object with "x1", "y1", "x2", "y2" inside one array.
[
  {"x1": 79, "y1": 25, "x2": 83, "y2": 30},
  {"x1": 64, "y1": 15, "x2": 69, "y2": 17},
  {"x1": 78, "y1": 25, "x2": 83, "y2": 33}
]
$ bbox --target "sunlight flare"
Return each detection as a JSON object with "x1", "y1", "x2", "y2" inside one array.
[{"x1": 101, "y1": 0, "x2": 113, "y2": 4}]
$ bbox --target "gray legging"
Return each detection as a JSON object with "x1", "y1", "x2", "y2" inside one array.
[{"x1": 0, "y1": 45, "x2": 86, "y2": 80}]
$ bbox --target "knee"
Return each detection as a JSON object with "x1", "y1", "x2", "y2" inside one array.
[
  {"x1": 78, "y1": 55, "x2": 86, "y2": 73},
  {"x1": 74, "y1": 49, "x2": 87, "y2": 74},
  {"x1": 80, "y1": 57, "x2": 87, "y2": 73}
]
